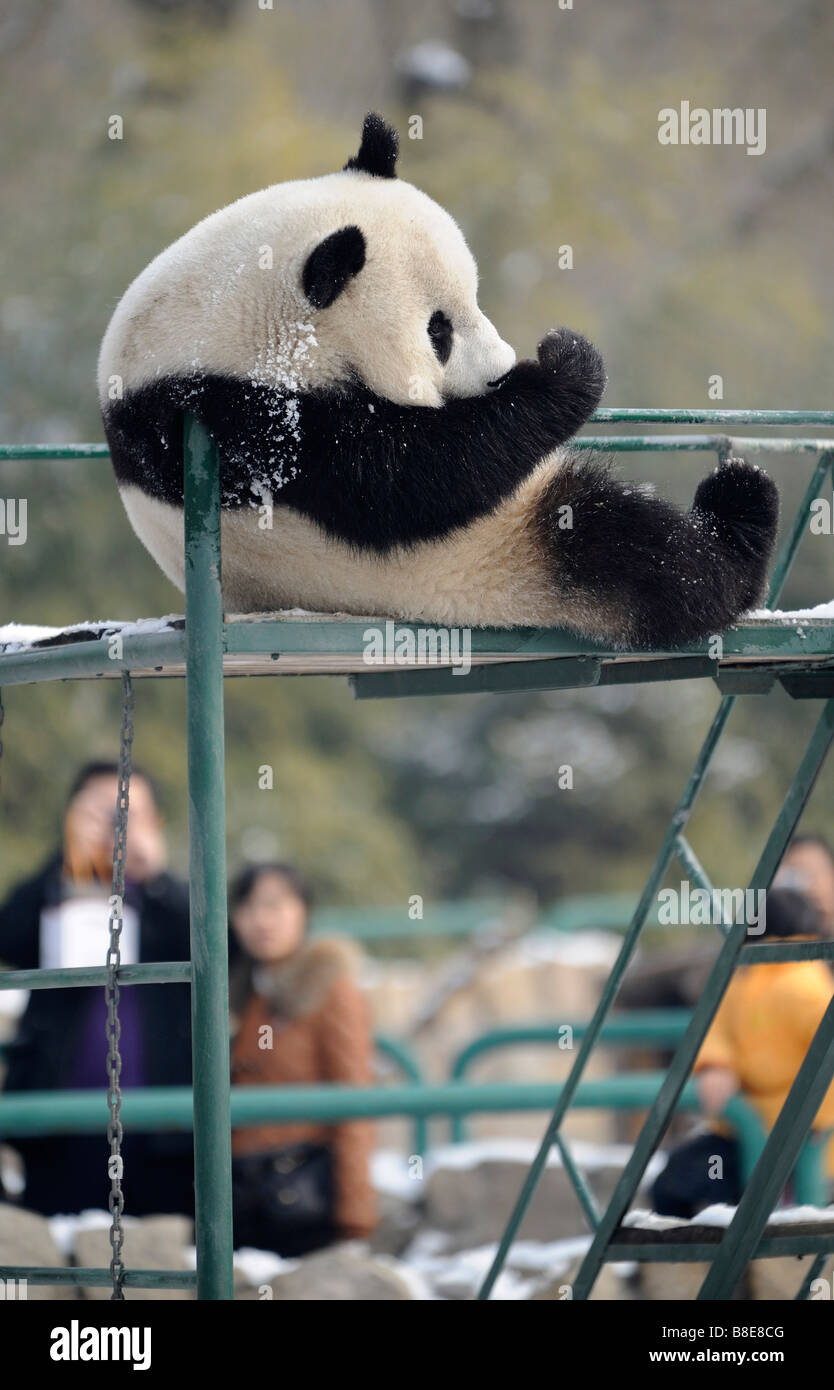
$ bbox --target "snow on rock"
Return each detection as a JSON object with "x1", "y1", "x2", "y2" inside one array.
[
  {"x1": 401, "y1": 1229, "x2": 541, "y2": 1300},
  {"x1": 371, "y1": 1148, "x2": 424, "y2": 1202},
  {"x1": 511, "y1": 927, "x2": 622, "y2": 970},
  {"x1": 221, "y1": 1245, "x2": 298, "y2": 1285},
  {"x1": 49, "y1": 1208, "x2": 137, "y2": 1257},
  {"x1": 395, "y1": 1229, "x2": 622, "y2": 1300},
  {"x1": 409, "y1": 1137, "x2": 665, "y2": 1180}
]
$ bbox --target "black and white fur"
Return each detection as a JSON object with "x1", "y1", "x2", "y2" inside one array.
[{"x1": 99, "y1": 113, "x2": 778, "y2": 648}]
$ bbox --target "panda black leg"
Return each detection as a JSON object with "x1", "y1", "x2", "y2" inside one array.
[{"x1": 535, "y1": 455, "x2": 779, "y2": 649}]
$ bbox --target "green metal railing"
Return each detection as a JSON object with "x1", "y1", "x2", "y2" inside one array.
[
  {"x1": 0, "y1": 1073, "x2": 713, "y2": 1133},
  {"x1": 3, "y1": 407, "x2": 834, "y2": 1299},
  {"x1": 445, "y1": 1014, "x2": 829, "y2": 1203},
  {"x1": 449, "y1": 1012, "x2": 691, "y2": 1142},
  {"x1": 310, "y1": 892, "x2": 659, "y2": 941}
]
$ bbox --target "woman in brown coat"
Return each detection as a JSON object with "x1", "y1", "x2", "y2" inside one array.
[{"x1": 228, "y1": 863, "x2": 378, "y2": 1256}]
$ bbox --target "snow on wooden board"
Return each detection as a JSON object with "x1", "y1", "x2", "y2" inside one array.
[
  {"x1": 0, "y1": 616, "x2": 185, "y2": 653},
  {"x1": 623, "y1": 1203, "x2": 834, "y2": 1232},
  {"x1": 750, "y1": 600, "x2": 834, "y2": 621}
]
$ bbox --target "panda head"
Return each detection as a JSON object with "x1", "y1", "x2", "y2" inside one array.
[
  {"x1": 98, "y1": 114, "x2": 516, "y2": 410},
  {"x1": 297, "y1": 112, "x2": 517, "y2": 406}
]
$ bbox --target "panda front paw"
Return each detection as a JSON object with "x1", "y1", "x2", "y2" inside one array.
[
  {"x1": 527, "y1": 328, "x2": 606, "y2": 439},
  {"x1": 537, "y1": 328, "x2": 606, "y2": 399}
]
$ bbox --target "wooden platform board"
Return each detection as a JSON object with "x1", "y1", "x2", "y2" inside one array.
[{"x1": 2, "y1": 611, "x2": 834, "y2": 694}]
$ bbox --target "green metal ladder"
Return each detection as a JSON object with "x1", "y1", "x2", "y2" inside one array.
[
  {"x1": 478, "y1": 429, "x2": 834, "y2": 1301},
  {"x1": 2, "y1": 408, "x2": 834, "y2": 1300}
]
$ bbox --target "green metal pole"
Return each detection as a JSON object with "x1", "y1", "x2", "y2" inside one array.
[
  {"x1": 791, "y1": 1134, "x2": 828, "y2": 1207},
  {"x1": 0, "y1": 1073, "x2": 704, "y2": 1135},
  {"x1": 766, "y1": 452, "x2": 832, "y2": 599},
  {"x1": 0, "y1": 1267, "x2": 196, "y2": 1291},
  {"x1": 374, "y1": 1034, "x2": 428, "y2": 1155},
  {"x1": 795, "y1": 1252, "x2": 829, "y2": 1301},
  {"x1": 722, "y1": 1095, "x2": 768, "y2": 1184},
  {"x1": 553, "y1": 1133, "x2": 601, "y2": 1230},
  {"x1": 184, "y1": 413, "x2": 234, "y2": 1301}
]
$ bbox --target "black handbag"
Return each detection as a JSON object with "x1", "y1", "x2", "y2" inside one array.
[{"x1": 232, "y1": 1141, "x2": 335, "y2": 1254}]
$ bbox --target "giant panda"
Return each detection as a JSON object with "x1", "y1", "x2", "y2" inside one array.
[{"x1": 98, "y1": 113, "x2": 778, "y2": 649}]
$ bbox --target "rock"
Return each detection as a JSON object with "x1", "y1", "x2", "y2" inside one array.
[
  {"x1": 638, "y1": 1260, "x2": 716, "y2": 1300},
  {"x1": 639, "y1": 1257, "x2": 750, "y2": 1300},
  {"x1": 75, "y1": 1214, "x2": 194, "y2": 1300},
  {"x1": 425, "y1": 1156, "x2": 580, "y2": 1248},
  {"x1": 0, "y1": 1202, "x2": 76, "y2": 1300},
  {"x1": 474, "y1": 961, "x2": 538, "y2": 1021},
  {"x1": 365, "y1": 961, "x2": 425, "y2": 1034},
  {"x1": 749, "y1": 1253, "x2": 834, "y2": 1300},
  {"x1": 368, "y1": 1190, "x2": 422, "y2": 1256},
  {"x1": 428, "y1": 1263, "x2": 482, "y2": 1300},
  {"x1": 532, "y1": 1258, "x2": 634, "y2": 1301},
  {"x1": 423, "y1": 1151, "x2": 649, "y2": 1250},
  {"x1": 262, "y1": 1244, "x2": 417, "y2": 1300}
]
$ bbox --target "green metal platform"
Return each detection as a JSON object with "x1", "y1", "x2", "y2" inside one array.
[{"x1": 2, "y1": 406, "x2": 834, "y2": 1300}]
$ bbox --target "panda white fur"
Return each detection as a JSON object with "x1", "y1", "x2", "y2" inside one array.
[{"x1": 99, "y1": 113, "x2": 778, "y2": 648}]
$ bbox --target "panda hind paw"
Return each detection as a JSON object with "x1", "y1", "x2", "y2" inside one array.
[{"x1": 693, "y1": 457, "x2": 779, "y2": 554}]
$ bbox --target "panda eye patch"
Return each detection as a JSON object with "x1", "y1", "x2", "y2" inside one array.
[{"x1": 428, "y1": 310, "x2": 453, "y2": 365}]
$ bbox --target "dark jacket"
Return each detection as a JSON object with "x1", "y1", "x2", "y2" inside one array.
[{"x1": 0, "y1": 855, "x2": 195, "y2": 1216}]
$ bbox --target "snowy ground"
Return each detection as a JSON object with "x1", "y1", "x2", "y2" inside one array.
[
  {"x1": 7, "y1": 1140, "x2": 829, "y2": 1299},
  {"x1": 22, "y1": 1142, "x2": 657, "y2": 1300}
]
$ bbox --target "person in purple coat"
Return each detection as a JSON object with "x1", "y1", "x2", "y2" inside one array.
[{"x1": 0, "y1": 762, "x2": 194, "y2": 1217}]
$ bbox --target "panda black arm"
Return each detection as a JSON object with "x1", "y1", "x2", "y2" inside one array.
[
  {"x1": 282, "y1": 328, "x2": 606, "y2": 552},
  {"x1": 105, "y1": 329, "x2": 605, "y2": 553}
]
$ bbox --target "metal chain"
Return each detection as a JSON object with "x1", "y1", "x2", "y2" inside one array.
[{"x1": 105, "y1": 671, "x2": 134, "y2": 1301}]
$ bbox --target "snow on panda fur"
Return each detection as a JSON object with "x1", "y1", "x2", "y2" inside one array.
[{"x1": 99, "y1": 113, "x2": 778, "y2": 648}]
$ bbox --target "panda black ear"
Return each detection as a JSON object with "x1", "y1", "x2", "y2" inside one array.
[
  {"x1": 302, "y1": 225, "x2": 366, "y2": 310},
  {"x1": 343, "y1": 112, "x2": 399, "y2": 178}
]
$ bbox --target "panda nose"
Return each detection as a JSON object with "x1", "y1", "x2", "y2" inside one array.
[
  {"x1": 487, "y1": 337, "x2": 517, "y2": 386},
  {"x1": 487, "y1": 354, "x2": 516, "y2": 388}
]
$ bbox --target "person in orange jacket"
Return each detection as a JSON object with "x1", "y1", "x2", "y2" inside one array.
[{"x1": 652, "y1": 886, "x2": 834, "y2": 1218}]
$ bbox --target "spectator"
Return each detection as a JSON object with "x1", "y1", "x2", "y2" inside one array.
[
  {"x1": 652, "y1": 887, "x2": 834, "y2": 1218},
  {"x1": 0, "y1": 762, "x2": 194, "y2": 1217},
  {"x1": 229, "y1": 862, "x2": 378, "y2": 1256},
  {"x1": 775, "y1": 834, "x2": 834, "y2": 939}
]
